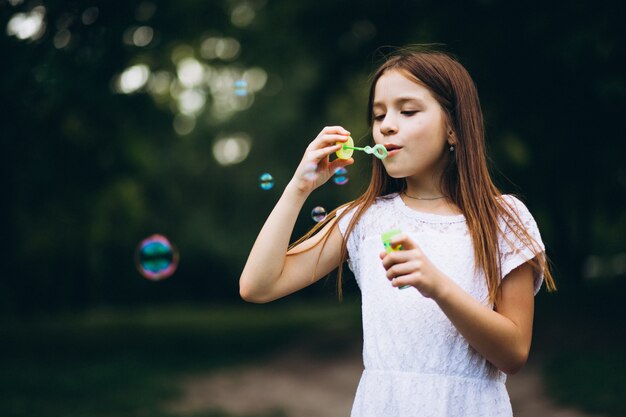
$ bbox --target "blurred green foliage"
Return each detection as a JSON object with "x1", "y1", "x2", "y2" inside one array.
[{"x1": 1, "y1": 0, "x2": 625, "y2": 313}]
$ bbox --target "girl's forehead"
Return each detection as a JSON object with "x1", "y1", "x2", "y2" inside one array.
[{"x1": 373, "y1": 70, "x2": 434, "y2": 104}]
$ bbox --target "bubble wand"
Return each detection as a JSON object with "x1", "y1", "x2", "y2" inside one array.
[{"x1": 336, "y1": 136, "x2": 388, "y2": 160}]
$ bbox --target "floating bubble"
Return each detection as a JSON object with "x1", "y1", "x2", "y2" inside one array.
[
  {"x1": 234, "y1": 79, "x2": 249, "y2": 96},
  {"x1": 302, "y1": 162, "x2": 318, "y2": 181},
  {"x1": 135, "y1": 234, "x2": 179, "y2": 281},
  {"x1": 259, "y1": 172, "x2": 274, "y2": 190},
  {"x1": 311, "y1": 206, "x2": 327, "y2": 223},
  {"x1": 333, "y1": 167, "x2": 349, "y2": 185}
]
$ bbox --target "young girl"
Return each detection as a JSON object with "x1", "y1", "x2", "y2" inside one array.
[{"x1": 240, "y1": 49, "x2": 556, "y2": 417}]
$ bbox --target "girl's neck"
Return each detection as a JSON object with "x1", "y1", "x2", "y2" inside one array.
[
  {"x1": 403, "y1": 178, "x2": 446, "y2": 201},
  {"x1": 400, "y1": 190, "x2": 462, "y2": 216}
]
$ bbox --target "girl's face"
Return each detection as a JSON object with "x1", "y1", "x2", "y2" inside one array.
[{"x1": 372, "y1": 69, "x2": 451, "y2": 180}]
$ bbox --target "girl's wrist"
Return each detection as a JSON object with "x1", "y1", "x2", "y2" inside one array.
[
  {"x1": 284, "y1": 179, "x2": 312, "y2": 201},
  {"x1": 431, "y1": 273, "x2": 454, "y2": 303}
]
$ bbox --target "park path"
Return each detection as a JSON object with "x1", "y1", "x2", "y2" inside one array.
[{"x1": 167, "y1": 341, "x2": 603, "y2": 417}]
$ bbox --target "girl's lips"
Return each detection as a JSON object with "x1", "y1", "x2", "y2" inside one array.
[{"x1": 384, "y1": 144, "x2": 402, "y2": 156}]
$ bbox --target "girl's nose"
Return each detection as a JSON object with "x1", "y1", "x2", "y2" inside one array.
[{"x1": 380, "y1": 117, "x2": 398, "y2": 136}]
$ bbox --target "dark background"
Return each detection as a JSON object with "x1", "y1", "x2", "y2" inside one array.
[
  {"x1": 1, "y1": 0, "x2": 625, "y2": 415},
  {"x1": 3, "y1": 0, "x2": 624, "y2": 312}
]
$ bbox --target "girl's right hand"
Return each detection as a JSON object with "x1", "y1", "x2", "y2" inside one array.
[{"x1": 287, "y1": 126, "x2": 355, "y2": 195}]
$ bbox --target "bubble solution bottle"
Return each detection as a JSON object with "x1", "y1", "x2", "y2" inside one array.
[{"x1": 381, "y1": 229, "x2": 411, "y2": 290}]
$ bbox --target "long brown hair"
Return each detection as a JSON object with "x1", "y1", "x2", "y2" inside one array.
[{"x1": 290, "y1": 48, "x2": 556, "y2": 305}]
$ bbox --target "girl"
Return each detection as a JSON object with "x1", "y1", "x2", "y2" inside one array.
[{"x1": 240, "y1": 49, "x2": 556, "y2": 417}]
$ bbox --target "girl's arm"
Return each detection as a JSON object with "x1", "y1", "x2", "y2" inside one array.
[
  {"x1": 432, "y1": 263, "x2": 535, "y2": 375},
  {"x1": 381, "y1": 234, "x2": 536, "y2": 375},
  {"x1": 239, "y1": 126, "x2": 353, "y2": 303}
]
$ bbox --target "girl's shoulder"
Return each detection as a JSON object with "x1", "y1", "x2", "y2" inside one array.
[
  {"x1": 496, "y1": 194, "x2": 535, "y2": 223},
  {"x1": 495, "y1": 194, "x2": 543, "y2": 245}
]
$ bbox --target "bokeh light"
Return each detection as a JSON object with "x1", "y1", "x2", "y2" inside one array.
[
  {"x1": 212, "y1": 134, "x2": 252, "y2": 165},
  {"x1": 135, "y1": 234, "x2": 179, "y2": 281},
  {"x1": 147, "y1": 70, "x2": 172, "y2": 96},
  {"x1": 133, "y1": 26, "x2": 154, "y2": 47},
  {"x1": 135, "y1": 1, "x2": 157, "y2": 21},
  {"x1": 6, "y1": 6, "x2": 46, "y2": 41},
  {"x1": 177, "y1": 58, "x2": 205, "y2": 87},
  {"x1": 230, "y1": 3, "x2": 256, "y2": 28},
  {"x1": 243, "y1": 67, "x2": 268, "y2": 92},
  {"x1": 200, "y1": 36, "x2": 241, "y2": 61},
  {"x1": 81, "y1": 7, "x2": 99, "y2": 25},
  {"x1": 172, "y1": 114, "x2": 196, "y2": 135},
  {"x1": 53, "y1": 29, "x2": 71, "y2": 49},
  {"x1": 123, "y1": 25, "x2": 155, "y2": 47},
  {"x1": 116, "y1": 64, "x2": 150, "y2": 93},
  {"x1": 177, "y1": 88, "x2": 206, "y2": 115}
]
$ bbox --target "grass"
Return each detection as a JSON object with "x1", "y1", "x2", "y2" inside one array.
[{"x1": 0, "y1": 299, "x2": 362, "y2": 417}]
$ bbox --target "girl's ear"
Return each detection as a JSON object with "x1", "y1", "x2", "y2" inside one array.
[{"x1": 447, "y1": 129, "x2": 456, "y2": 145}]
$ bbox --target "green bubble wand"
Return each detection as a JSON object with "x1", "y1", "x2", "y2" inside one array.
[{"x1": 336, "y1": 136, "x2": 388, "y2": 160}]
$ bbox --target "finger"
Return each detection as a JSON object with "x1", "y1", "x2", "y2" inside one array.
[
  {"x1": 328, "y1": 157, "x2": 354, "y2": 172},
  {"x1": 386, "y1": 261, "x2": 420, "y2": 280},
  {"x1": 380, "y1": 250, "x2": 416, "y2": 269},
  {"x1": 390, "y1": 234, "x2": 420, "y2": 251},
  {"x1": 308, "y1": 144, "x2": 343, "y2": 162},
  {"x1": 308, "y1": 134, "x2": 350, "y2": 153},
  {"x1": 391, "y1": 276, "x2": 413, "y2": 288},
  {"x1": 316, "y1": 134, "x2": 351, "y2": 147},
  {"x1": 321, "y1": 126, "x2": 351, "y2": 136}
]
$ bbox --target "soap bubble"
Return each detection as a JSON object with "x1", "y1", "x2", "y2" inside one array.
[
  {"x1": 234, "y1": 79, "x2": 249, "y2": 96},
  {"x1": 333, "y1": 167, "x2": 349, "y2": 185},
  {"x1": 259, "y1": 172, "x2": 275, "y2": 190},
  {"x1": 311, "y1": 206, "x2": 327, "y2": 223},
  {"x1": 135, "y1": 234, "x2": 179, "y2": 281},
  {"x1": 302, "y1": 162, "x2": 318, "y2": 181}
]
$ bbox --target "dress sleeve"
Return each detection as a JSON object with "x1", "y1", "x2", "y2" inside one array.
[
  {"x1": 336, "y1": 204, "x2": 359, "y2": 275},
  {"x1": 498, "y1": 195, "x2": 545, "y2": 295}
]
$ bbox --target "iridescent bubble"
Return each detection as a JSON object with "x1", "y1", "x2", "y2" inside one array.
[
  {"x1": 302, "y1": 162, "x2": 318, "y2": 181},
  {"x1": 333, "y1": 167, "x2": 349, "y2": 185},
  {"x1": 135, "y1": 234, "x2": 179, "y2": 281},
  {"x1": 234, "y1": 79, "x2": 249, "y2": 96},
  {"x1": 259, "y1": 172, "x2": 275, "y2": 190},
  {"x1": 311, "y1": 206, "x2": 327, "y2": 223}
]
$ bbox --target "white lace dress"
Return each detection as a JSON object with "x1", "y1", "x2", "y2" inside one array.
[{"x1": 337, "y1": 193, "x2": 544, "y2": 417}]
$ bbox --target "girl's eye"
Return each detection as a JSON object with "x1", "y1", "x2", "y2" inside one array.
[
  {"x1": 401, "y1": 110, "x2": 418, "y2": 116},
  {"x1": 374, "y1": 114, "x2": 385, "y2": 121}
]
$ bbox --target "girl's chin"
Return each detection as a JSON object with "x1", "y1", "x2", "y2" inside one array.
[{"x1": 382, "y1": 166, "x2": 409, "y2": 179}]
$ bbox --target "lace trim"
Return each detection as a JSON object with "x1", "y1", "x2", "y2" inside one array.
[{"x1": 392, "y1": 193, "x2": 467, "y2": 224}]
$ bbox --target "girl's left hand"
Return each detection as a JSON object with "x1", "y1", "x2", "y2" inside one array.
[{"x1": 379, "y1": 233, "x2": 449, "y2": 299}]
